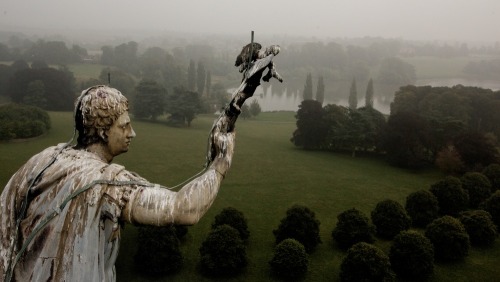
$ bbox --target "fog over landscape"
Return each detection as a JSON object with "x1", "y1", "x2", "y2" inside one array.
[
  {"x1": 1, "y1": 0, "x2": 500, "y2": 113},
  {"x1": 1, "y1": 0, "x2": 499, "y2": 43}
]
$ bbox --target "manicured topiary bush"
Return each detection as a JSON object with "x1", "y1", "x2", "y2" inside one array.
[
  {"x1": 134, "y1": 226, "x2": 183, "y2": 276},
  {"x1": 425, "y1": 216, "x2": 470, "y2": 261},
  {"x1": 405, "y1": 189, "x2": 439, "y2": 227},
  {"x1": 0, "y1": 103, "x2": 51, "y2": 140},
  {"x1": 483, "y1": 164, "x2": 500, "y2": 192},
  {"x1": 199, "y1": 224, "x2": 247, "y2": 277},
  {"x1": 340, "y1": 242, "x2": 395, "y2": 282},
  {"x1": 461, "y1": 172, "x2": 492, "y2": 208},
  {"x1": 269, "y1": 238, "x2": 308, "y2": 280},
  {"x1": 459, "y1": 210, "x2": 497, "y2": 247},
  {"x1": 430, "y1": 176, "x2": 469, "y2": 216},
  {"x1": 371, "y1": 199, "x2": 411, "y2": 239},
  {"x1": 389, "y1": 231, "x2": 434, "y2": 281},
  {"x1": 211, "y1": 207, "x2": 250, "y2": 243},
  {"x1": 480, "y1": 190, "x2": 500, "y2": 228},
  {"x1": 332, "y1": 208, "x2": 375, "y2": 250},
  {"x1": 273, "y1": 204, "x2": 321, "y2": 253}
]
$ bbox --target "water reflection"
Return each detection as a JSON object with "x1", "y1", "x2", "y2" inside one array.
[{"x1": 231, "y1": 78, "x2": 499, "y2": 115}]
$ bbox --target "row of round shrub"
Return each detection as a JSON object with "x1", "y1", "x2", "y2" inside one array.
[
  {"x1": 406, "y1": 168, "x2": 500, "y2": 227},
  {"x1": 132, "y1": 169, "x2": 500, "y2": 280}
]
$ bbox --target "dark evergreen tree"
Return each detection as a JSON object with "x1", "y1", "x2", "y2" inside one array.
[
  {"x1": 205, "y1": 70, "x2": 212, "y2": 97},
  {"x1": 187, "y1": 59, "x2": 196, "y2": 91},
  {"x1": 323, "y1": 104, "x2": 350, "y2": 151},
  {"x1": 382, "y1": 111, "x2": 432, "y2": 168},
  {"x1": 425, "y1": 216, "x2": 470, "y2": 261},
  {"x1": 371, "y1": 199, "x2": 411, "y2": 239},
  {"x1": 27, "y1": 40, "x2": 74, "y2": 65},
  {"x1": 459, "y1": 210, "x2": 497, "y2": 247},
  {"x1": 269, "y1": 239, "x2": 308, "y2": 280},
  {"x1": 273, "y1": 205, "x2": 321, "y2": 253},
  {"x1": 134, "y1": 226, "x2": 183, "y2": 276},
  {"x1": 138, "y1": 46, "x2": 167, "y2": 83},
  {"x1": 23, "y1": 80, "x2": 47, "y2": 108},
  {"x1": 453, "y1": 132, "x2": 500, "y2": 171},
  {"x1": 332, "y1": 208, "x2": 375, "y2": 250},
  {"x1": 196, "y1": 60, "x2": 206, "y2": 95},
  {"x1": 405, "y1": 190, "x2": 439, "y2": 227},
  {"x1": 365, "y1": 78, "x2": 374, "y2": 108},
  {"x1": 389, "y1": 231, "x2": 434, "y2": 281},
  {"x1": 199, "y1": 225, "x2": 247, "y2": 277},
  {"x1": 113, "y1": 41, "x2": 139, "y2": 75},
  {"x1": 249, "y1": 99, "x2": 261, "y2": 117},
  {"x1": 290, "y1": 100, "x2": 327, "y2": 149},
  {"x1": 348, "y1": 77, "x2": 358, "y2": 110},
  {"x1": 166, "y1": 86, "x2": 201, "y2": 127},
  {"x1": 355, "y1": 106, "x2": 386, "y2": 152},
  {"x1": 377, "y1": 57, "x2": 416, "y2": 85},
  {"x1": 240, "y1": 104, "x2": 251, "y2": 120},
  {"x1": 99, "y1": 67, "x2": 136, "y2": 97},
  {"x1": 133, "y1": 79, "x2": 167, "y2": 121},
  {"x1": 302, "y1": 73, "x2": 313, "y2": 100},
  {"x1": 315, "y1": 75, "x2": 325, "y2": 105},
  {"x1": 8, "y1": 67, "x2": 75, "y2": 111},
  {"x1": 211, "y1": 207, "x2": 250, "y2": 243},
  {"x1": 340, "y1": 242, "x2": 395, "y2": 282},
  {"x1": 100, "y1": 45, "x2": 114, "y2": 65}
]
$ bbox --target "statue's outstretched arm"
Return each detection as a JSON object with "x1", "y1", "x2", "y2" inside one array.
[
  {"x1": 123, "y1": 84, "x2": 257, "y2": 226},
  {"x1": 123, "y1": 45, "x2": 281, "y2": 226}
]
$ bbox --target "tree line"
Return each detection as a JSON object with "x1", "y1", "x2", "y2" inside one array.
[
  {"x1": 292, "y1": 83, "x2": 500, "y2": 171},
  {"x1": 3, "y1": 34, "x2": 499, "y2": 109},
  {"x1": 0, "y1": 39, "x2": 261, "y2": 127}
]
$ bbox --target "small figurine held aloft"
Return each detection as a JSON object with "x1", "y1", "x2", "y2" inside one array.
[
  {"x1": 235, "y1": 43, "x2": 283, "y2": 83},
  {"x1": 205, "y1": 39, "x2": 284, "y2": 167}
]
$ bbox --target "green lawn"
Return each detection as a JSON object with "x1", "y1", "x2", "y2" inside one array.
[
  {"x1": 1, "y1": 112, "x2": 498, "y2": 281},
  {"x1": 66, "y1": 63, "x2": 107, "y2": 84}
]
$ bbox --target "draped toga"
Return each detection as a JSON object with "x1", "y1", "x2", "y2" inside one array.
[{"x1": 0, "y1": 144, "x2": 161, "y2": 281}]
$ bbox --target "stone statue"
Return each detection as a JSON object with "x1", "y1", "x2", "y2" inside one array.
[{"x1": 0, "y1": 43, "x2": 281, "y2": 281}]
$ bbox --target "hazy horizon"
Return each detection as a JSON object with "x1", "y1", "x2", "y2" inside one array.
[{"x1": 1, "y1": 0, "x2": 500, "y2": 44}]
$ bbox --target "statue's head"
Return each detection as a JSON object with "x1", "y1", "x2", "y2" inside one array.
[{"x1": 75, "y1": 85, "x2": 129, "y2": 147}]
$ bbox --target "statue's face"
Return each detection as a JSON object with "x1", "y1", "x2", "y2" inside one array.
[{"x1": 105, "y1": 111, "x2": 136, "y2": 157}]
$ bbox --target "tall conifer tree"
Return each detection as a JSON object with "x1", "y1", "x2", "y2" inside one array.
[
  {"x1": 365, "y1": 78, "x2": 374, "y2": 108},
  {"x1": 303, "y1": 73, "x2": 313, "y2": 100},
  {"x1": 349, "y1": 77, "x2": 358, "y2": 110},
  {"x1": 187, "y1": 59, "x2": 196, "y2": 91},
  {"x1": 196, "y1": 60, "x2": 206, "y2": 95}
]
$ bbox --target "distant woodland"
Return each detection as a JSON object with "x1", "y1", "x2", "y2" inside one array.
[{"x1": 0, "y1": 32, "x2": 499, "y2": 170}]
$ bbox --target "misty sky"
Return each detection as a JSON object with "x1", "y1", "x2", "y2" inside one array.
[{"x1": 1, "y1": 0, "x2": 499, "y2": 42}]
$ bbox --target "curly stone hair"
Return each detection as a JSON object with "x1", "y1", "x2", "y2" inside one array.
[{"x1": 75, "y1": 85, "x2": 129, "y2": 146}]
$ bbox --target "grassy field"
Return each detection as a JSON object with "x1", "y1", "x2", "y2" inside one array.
[{"x1": 1, "y1": 112, "x2": 499, "y2": 281}]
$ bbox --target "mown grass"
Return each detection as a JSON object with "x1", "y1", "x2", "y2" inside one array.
[
  {"x1": 66, "y1": 63, "x2": 107, "y2": 84},
  {"x1": 1, "y1": 112, "x2": 499, "y2": 281}
]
